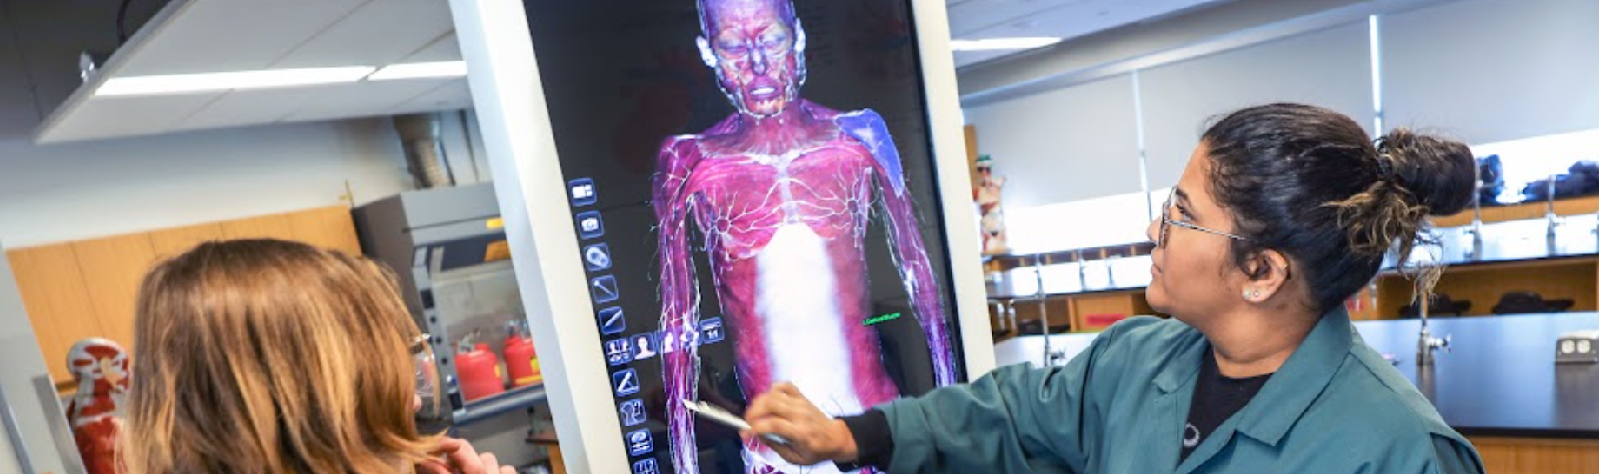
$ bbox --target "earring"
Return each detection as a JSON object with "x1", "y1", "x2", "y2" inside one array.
[{"x1": 1244, "y1": 289, "x2": 1261, "y2": 301}]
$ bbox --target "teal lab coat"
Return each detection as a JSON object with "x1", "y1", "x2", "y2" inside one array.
[{"x1": 879, "y1": 309, "x2": 1485, "y2": 473}]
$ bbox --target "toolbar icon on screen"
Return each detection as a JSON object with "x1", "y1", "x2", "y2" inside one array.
[
  {"x1": 625, "y1": 429, "x2": 653, "y2": 456},
  {"x1": 631, "y1": 332, "x2": 658, "y2": 360},
  {"x1": 700, "y1": 318, "x2": 724, "y2": 344},
  {"x1": 604, "y1": 338, "x2": 633, "y2": 366},
  {"x1": 619, "y1": 399, "x2": 646, "y2": 427},
  {"x1": 590, "y1": 275, "x2": 620, "y2": 303},
  {"x1": 612, "y1": 368, "x2": 640, "y2": 397},
  {"x1": 598, "y1": 307, "x2": 626, "y2": 335},
  {"x1": 568, "y1": 178, "x2": 597, "y2": 207},
  {"x1": 632, "y1": 459, "x2": 659, "y2": 474},
  {"x1": 583, "y1": 243, "x2": 612, "y2": 271},
  {"x1": 575, "y1": 211, "x2": 605, "y2": 239}
]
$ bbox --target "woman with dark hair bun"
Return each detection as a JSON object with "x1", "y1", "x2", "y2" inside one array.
[{"x1": 737, "y1": 103, "x2": 1486, "y2": 473}]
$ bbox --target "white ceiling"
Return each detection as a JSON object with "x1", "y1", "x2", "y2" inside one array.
[
  {"x1": 34, "y1": 0, "x2": 1224, "y2": 143},
  {"x1": 35, "y1": 0, "x2": 469, "y2": 144},
  {"x1": 947, "y1": 0, "x2": 1231, "y2": 67}
]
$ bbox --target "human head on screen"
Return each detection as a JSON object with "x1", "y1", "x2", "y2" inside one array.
[{"x1": 696, "y1": 0, "x2": 808, "y2": 117}]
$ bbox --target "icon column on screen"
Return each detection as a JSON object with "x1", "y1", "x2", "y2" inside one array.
[
  {"x1": 568, "y1": 178, "x2": 597, "y2": 207},
  {"x1": 583, "y1": 243, "x2": 612, "y2": 271},
  {"x1": 598, "y1": 307, "x2": 626, "y2": 335},
  {"x1": 575, "y1": 211, "x2": 605, "y2": 239}
]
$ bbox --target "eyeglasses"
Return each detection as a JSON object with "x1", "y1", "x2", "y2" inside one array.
[
  {"x1": 411, "y1": 334, "x2": 441, "y2": 415},
  {"x1": 1154, "y1": 188, "x2": 1250, "y2": 248}
]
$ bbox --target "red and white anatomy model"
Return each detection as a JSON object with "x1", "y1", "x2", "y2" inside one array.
[{"x1": 65, "y1": 338, "x2": 129, "y2": 474}]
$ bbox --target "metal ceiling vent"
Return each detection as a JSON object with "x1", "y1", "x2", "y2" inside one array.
[{"x1": 395, "y1": 113, "x2": 456, "y2": 189}]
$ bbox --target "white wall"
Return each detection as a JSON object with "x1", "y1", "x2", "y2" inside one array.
[
  {"x1": 966, "y1": 74, "x2": 1142, "y2": 208},
  {"x1": 1140, "y1": 21, "x2": 1375, "y2": 189},
  {"x1": 958, "y1": 0, "x2": 1597, "y2": 254},
  {"x1": 954, "y1": 0, "x2": 1444, "y2": 103},
  {"x1": 1383, "y1": 0, "x2": 1599, "y2": 145},
  {"x1": 0, "y1": 119, "x2": 414, "y2": 247}
]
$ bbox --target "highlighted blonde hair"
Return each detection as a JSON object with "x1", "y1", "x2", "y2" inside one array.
[{"x1": 121, "y1": 239, "x2": 439, "y2": 474}]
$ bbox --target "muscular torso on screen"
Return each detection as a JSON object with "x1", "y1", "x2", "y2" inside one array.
[
  {"x1": 672, "y1": 101, "x2": 899, "y2": 403},
  {"x1": 657, "y1": 101, "x2": 900, "y2": 473}
]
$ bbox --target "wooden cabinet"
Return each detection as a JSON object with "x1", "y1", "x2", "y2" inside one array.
[
  {"x1": 5, "y1": 205, "x2": 359, "y2": 390},
  {"x1": 1069, "y1": 291, "x2": 1154, "y2": 331},
  {"x1": 1470, "y1": 436, "x2": 1598, "y2": 474},
  {"x1": 1434, "y1": 195, "x2": 1598, "y2": 227},
  {"x1": 221, "y1": 212, "x2": 295, "y2": 240},
  {"x1": 7, "y1": 243, "x2": 104, "y2": 384},
  {"x1": 149, "y1": 223, "x2": 223, "y2": 259},
  {"x1": 1374, "y1": 256, "x2": 1597, "y2": 319},
  {"x1": 287, "y1": 205, "x2": 362, "y2": 254},
  {"x1": 990, "y1": 290, "x2": 1158, "y2": 338},
  {"x1": 70, "y1": 234, "x2": 159, "y2": 358},
  {"x1": 965, "y1": 124, "x2": 981, "y2": 189}
]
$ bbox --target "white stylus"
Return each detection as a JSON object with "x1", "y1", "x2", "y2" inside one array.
[{"x1": 682, "y1": 399, "x2": 792, "y2": 446}]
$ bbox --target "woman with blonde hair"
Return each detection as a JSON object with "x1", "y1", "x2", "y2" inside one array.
[{"x1": 121, "y1": 239, "x2": 514, "y2": 474}]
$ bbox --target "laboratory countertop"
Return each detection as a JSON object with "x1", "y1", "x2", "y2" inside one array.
[{"x1": 992, "y1": 312, "x2": 1599, "y2": 438}]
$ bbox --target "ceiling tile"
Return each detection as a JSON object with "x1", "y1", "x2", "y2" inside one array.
[
  {"x1": 947, "y1": 0, "x2": 1092, "y2": 37},
  {"x1": 274, "y1": 0, "x2": 456, "y2": 68},
  {"x1": 954, "y1": 50, "x2": 1018, "y2": 68},
  {"x1": 384, "y1": 80, "x2": 472, "y2": 115},
  {"x1": 281, "y1": 78, "x2": 461, "y2": 123},
  {"x1": 119, "y1": 0, "x2": 368, "y2": 76},
  {"x1": 171, "y1": 90, "x2": 307, "y2": 132},
  {"x1": 952, "y1": 0, "x2": 1229, "y2": 68},
  {"x1": 40, "y1": 93, "x2": 222, "y2": 143},
  {"x1": 400, "y1": 33, "x2": 463, "y2": 63}
]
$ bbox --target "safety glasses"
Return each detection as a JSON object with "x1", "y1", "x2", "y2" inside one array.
[
  {"x1": 411, "y1": 334, "x2": 441, "y2": 415},
  {"x1": 1154, "y1": 188, "x2": 1250, "y2": 248}
]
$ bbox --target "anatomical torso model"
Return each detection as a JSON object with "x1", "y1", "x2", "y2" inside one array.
[{"x1": 65, "y1": 338, "x2": 128, "y2": 474}]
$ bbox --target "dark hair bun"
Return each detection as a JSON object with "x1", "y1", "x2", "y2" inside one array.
[{"x1": 1376, "y1": 128, "x2": 1477, "y2": 216}]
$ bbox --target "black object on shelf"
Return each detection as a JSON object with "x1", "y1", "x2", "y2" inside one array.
[
  {"x1": 1520, "y1": 161, "x2": 1599, "y2": 202},
  {"x1": 1016, "y1": 319, "x2": 1072, "y2": 335},
  {"x1": 1398, "y1": 293, "x2": 1472, "y2": 318},
  {"x1": 1492, "y1": 291, "x2": 1577, "y2": 314},
  {"x1": 1477, "y1": 155, "x2": 1504, "y2": 206},
  {"x1": 454, "y1": 385, "x2": 548, "y2": 426}
]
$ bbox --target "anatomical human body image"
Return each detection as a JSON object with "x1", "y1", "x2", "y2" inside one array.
[{"x1": 652, "y1": 0, "x2": 955, "y2": 472}]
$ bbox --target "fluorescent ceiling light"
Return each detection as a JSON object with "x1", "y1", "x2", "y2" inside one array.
[
  {"x1": 369, "y1": 61, "x2": 468, "y2": 81},
  {"x1": 950, "y1": 37, "x2": 1062, "y2": 51},
  {"x1": 95, "y1": 66, "x2": 376, "y2": 96}
]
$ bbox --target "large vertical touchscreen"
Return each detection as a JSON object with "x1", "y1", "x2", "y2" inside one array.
[{"x1": 525, "y1": 1, "x2": 965, "y2": 472}]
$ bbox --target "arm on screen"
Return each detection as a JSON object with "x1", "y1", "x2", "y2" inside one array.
[
  {"x1": 654, "y1": 136, "x2": 703, "y2": 472},
  {"x1": 837, "y1": 109, "x2": 958, "y2": 386}
]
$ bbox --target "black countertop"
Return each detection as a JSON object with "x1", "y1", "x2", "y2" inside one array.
[{"x1": 1352, "y1": 313, "x2": 1598, "y2": 438}]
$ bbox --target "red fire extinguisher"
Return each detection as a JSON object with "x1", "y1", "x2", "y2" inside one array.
[
  {"x1": 456, "y1": 333, "x2": 505, "y2": 402},
  {"x1": 504, "y1": 321, "x2": 542, "y2": 388}
]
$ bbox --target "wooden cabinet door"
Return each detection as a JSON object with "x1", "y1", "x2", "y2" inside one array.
[
  {"x1": 72, "y1": 234, "x2": 158, "y2": 354},
  {"x1": 7, "y1": 205, "x2": 362, "y2": 387},
  {"x1": 288, "y1": 206, "x2": 360, "y2": 254},
  {"x1": 150, "y1": 223, "x2": 225, "y2": 260},
  {"x1": 222, "y1": 213, "x2": 295, "y2": 240},
  {"x1": 6, "y1": 244, "x2": 103, "y2": 384}
]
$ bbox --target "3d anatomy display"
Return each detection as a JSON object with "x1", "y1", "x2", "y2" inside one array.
[{"x1": 651, "y1": 0, "x2": 954, "y2": 472}]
